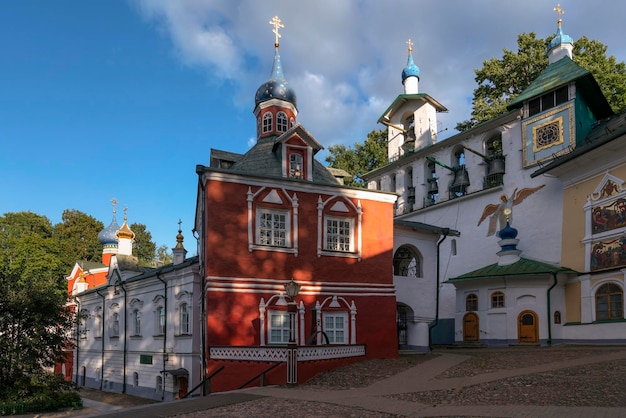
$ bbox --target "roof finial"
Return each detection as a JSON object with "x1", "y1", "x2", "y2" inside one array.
[
  {"x1": 175, "y1": 218, "x2": 185, "y2": 249},
  {"x1": 406, "y1": 38, "x2": 413, "y2": 54},
  {"x1": 554, "y1": 3, "x2": 564, "y2": 30},
  {"x1": 123, "y1": 205, "x2": 128, "y2": 221},
  {"x1": 111, "y1": 197, "x2": 118, "y2": 214},
  {"x1": 269, "y1": 16, "x2": 284, "y2": 48}
]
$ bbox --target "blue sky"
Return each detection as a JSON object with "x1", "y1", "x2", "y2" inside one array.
[{"x1": 1, "y1": 1, "x2": 625, "y2": 253}]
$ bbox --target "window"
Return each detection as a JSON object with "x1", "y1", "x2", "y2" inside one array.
[
  {"x1": 180, "y1": 303, "x2": 190, "y2": 335},
  {"x1": 262, "y1": 112, "x2": 272, "y2": 133},
  {"x1": 111, "y1": 313, "x2": 120, "y2": 337},
  {"x1": 277, "y1": 111, "x2": 288, "y2": 132},
  {"x1": 323, "y1": 313, "x2": 347, "y2": 344},
  {"x1": 393, "y1": 245, "x2": 422, "y2": 277},
  {"x1": 325, "y1": 217, "x2": 353, "y2": 252},
  {"x1": 466, "y1": 294, "x2": 478, "y2": 312},
  {"x1": 391, "y1": 174, "x2": 396, "y2": 193},
  {"x1": 491, "y1": 291, "x2": 505, "y2": 308},
  {"x1": 269, "y1": 311, "x2": 290, "y2": 344},
  {"x1": 156, "y1": 376, "x2": 163, "y2": 392},
  {"x1": 554, "y1": 311, "x2": 561, "y2": 324},
  {"x1": 257, "y1": 209, "x2": 288, "y2": 247},
  {"x1": 133, "y1": 372, "x2": 139, "y2": 387},
  {"x1": 289, "y1": 152, "x2": 303, "y2": 179},
  {"x1": 528, "y1": 86, "x2": 569, "y2": 116},
  {"x1": 596, "y1": 283, "x2": 623, "y2": 320},
  {"x1": 156, "y1": 307, "x2": 165, "y2": 335},
  {"x1": 133, "y1": 309, "x2": 141, "y2": 336}
]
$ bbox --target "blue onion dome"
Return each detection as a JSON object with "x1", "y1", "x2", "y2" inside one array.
[
  {"x1": 549, "y1": 27, "x2": 573, "y2": 50},
  {"x1": 402, "y1": 50, "x2": 420, "y2": 83},
  {"x1": 98, "y1": 215, "x2": 120, "y2": 245},
  {"x1": 498, "y1": 221, "x2": 519, "y2": 240},
  {"x1": 254, "y1": 46, "x2": 297, "y2": 108}
]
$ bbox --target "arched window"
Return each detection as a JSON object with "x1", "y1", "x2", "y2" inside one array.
[
  {"x1": 111, "y1": 312, "x2": 120, "y2": 337},
  {"x1": 277, "y1": 111, "x2": 288, "y2": 132},
  {"x1": 262, "y1": 112, "x2": 272, "y2": 133},
  {"x1": 180, "y1": 303, "x2": 190, "y2": 335},
  {"x1": 156, "y1": 376, "x2": 163, "y2": 392},
  {"x1": 133, "y1": 309, "x2": 141, "y2": 336},
  {"x1": 393, "y1": 245, "x2": 422, "y2": 277},
  {"x1": 485, "y1": 134, "x2": 505, "y2": 188},
  {"x1": 156, "y1": 307, "x2": 165, "y2": 335},
  {"x1": 133, "y1": 372, "x2": 139, "y2": 387},
  {"x1": 596, "y1": 283, "x2": 623, "y2": 320},
  {"x1": 450, "y1": 147, "x2": 469, "y2": 198},
  {"x1": 491, "y1": 291, "x2": 505, "y2": 308},
  {"x1": 466, "y1": 294, "x2": 478, "y2": 312},
  {"x1": 554, "y1": 311, "x2": 561, "y2": 324}
]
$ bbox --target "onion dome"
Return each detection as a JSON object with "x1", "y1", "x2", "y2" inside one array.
[
  {"x1": 548, "y1": 26, "x2": 573, "y2": 51},
  {"x1": 116, "y1": 219, "x2": 135, "y2": 241},
  {"x1": 98, "y1": 215, "x2": 120, "y2": 246},
  {"x1": 254, "y1": 46, "x2": 297, "y2": 108},
  {"x1": 498, "y1": 221, "x2": 518, "y2": 242},
  {"x1": 402, "y1": 47, "x2": 420, "y2": 83}
]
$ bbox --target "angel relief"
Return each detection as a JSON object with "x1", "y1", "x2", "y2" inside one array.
[{"x1": 477, "y1": 185, "x2": 545, "y2": 236}]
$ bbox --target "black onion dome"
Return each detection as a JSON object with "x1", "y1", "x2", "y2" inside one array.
[{"x1": 255, "y1": 48, "x2": 297, "y2": 108}]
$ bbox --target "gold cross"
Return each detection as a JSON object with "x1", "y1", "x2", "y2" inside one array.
[
  {"x1": 269, "y1": 16, "x2": 284, "y2": 46},
  {"x1": 111, "y1": 197, "x2": 118, "y2": 214},
  {"x1": 406, "y1": 39, "x2": 413, "y2": 54},
  {"x1": 178, "y1": 218, "x2": 182, "y2": 231},
  {"x1": 554, "y1": 3, "x2": 564, "y2": 28}
]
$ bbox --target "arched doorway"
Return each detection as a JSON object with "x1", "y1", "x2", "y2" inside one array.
[
  {"x1": 463, "y1": 312, "x2": 479, "y2": 342},
  {"x1": 396, "y1": 303, "x2": 413, "y2": 348},
  {"x1": 517, "y1": 310, "x2": 539, "y2": 344}
]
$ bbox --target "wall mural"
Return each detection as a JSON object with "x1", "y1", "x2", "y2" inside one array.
[{"x1": 588, "y1": 177, "x2": 626, "y2": 271}]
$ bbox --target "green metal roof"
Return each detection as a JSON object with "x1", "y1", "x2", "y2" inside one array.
[
  {"x1": 378, "y1": 93, "x2": 447, "y2": 123},
  {"x1": 507, "y1": 57, "x2": 612, "y2": 118},
  {"x1": 447, "y1": 257, "x2": 577, "y2": 283}
]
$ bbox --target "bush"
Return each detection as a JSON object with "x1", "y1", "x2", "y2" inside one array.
[{"x1": 0, "y1": 372, "x2": 82, "y2": 415}]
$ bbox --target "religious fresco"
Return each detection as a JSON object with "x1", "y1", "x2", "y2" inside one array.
[
  {"x1": 591, "y1": 198, "x2": 626, "y2": 234},
  {"x1": 591, "y1": 237, "x2": 626, "y2": 271}
]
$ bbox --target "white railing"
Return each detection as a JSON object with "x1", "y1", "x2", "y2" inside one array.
[{"x1": 209, "y1": 344, "x2": 365, "y2": 362}]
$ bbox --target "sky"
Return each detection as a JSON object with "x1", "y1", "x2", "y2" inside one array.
[{"x1": 1, "y1": 0, "x2": 625, "y2": 253}]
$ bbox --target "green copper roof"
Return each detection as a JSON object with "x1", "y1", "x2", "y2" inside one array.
[
  {"x1": 378, "y1": 93, "x2": 447, "y2": 123},
  {"x1": 507, "y1": 57, "x2": 612, "y2": 118},
  {"x1": 447, "y1": 257, "x2": 577, "y2": 283}
]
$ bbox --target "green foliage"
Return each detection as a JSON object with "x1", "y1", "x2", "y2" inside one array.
[
  {"x1": 53, "y1": 209, "x2": 104, "y2": 273},
  {"x1": 325, "y1": 129, "x2": 388, "y2": 188},
  {"x1": 0, "y1": 373, "x2": 81, "y2": 414},
  {"x1": 457, "y1": 33, "x2": 626, "y2": 132},
  {"x1": 156, "y1": 244, "x2": 173, "y2": 265},
  {"x1": 131, "y1": 223, "x2": 156, "y2": 266}
]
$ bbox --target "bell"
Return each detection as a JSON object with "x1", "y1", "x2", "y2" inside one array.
[
  {"x1": 488, "y1": 157, "x2": 505, "y2": 175},
  {"x1": 428, "y1": 178, "x2": 439, "y2": 194},
  {"x1": 451, "y1": 167, "x2": 470, "y2": 189}
]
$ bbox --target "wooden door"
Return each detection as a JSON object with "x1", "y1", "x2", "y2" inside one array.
[
  {"x1": 178, "y1": 376, "x2": 188, "y2": 399},
  {"x1": 463, "y1": 312, "x2": 479, "y2": 342},
  {"x1": 517, "y1": 310, "x2": 538, "y2": 344}
]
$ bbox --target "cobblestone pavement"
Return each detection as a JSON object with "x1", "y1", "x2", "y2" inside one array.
[{"x1": 55, "y1": 345, "x2": 626, "y2": 417}]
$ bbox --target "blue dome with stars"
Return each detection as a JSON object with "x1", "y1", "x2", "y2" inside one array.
[
  {"x1": 402, "y1": 52, "x2": 420, "y2": 83},
  {"x1": 255, "y1": 48, "x2": 297, "y2": 108},
  {"x1": 98, "y1": 216, "x2": 120, "y2": 246}
]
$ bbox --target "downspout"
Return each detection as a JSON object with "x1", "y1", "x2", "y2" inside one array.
[
  {"x1": 156, "y1": 272, "x2": 167, "y2": 401},
  {"x1": 429, "y1": 228, "x2": 450, "y2": 350},
  {"x1": 113, "y1": 268, "x2": 128, "y2": 394},
  {"x1": 195, "y1": 173, "x2": 208, "y2": 396},
  {"x1": 74, "y1": 297, "x2": 81, "y2": 386},
  {"x1": 96, "y1": 288, "x2": 105, "y2": 391},
  {"x1": 546, "y1": 272, "x2": 558, "y2": 346}
]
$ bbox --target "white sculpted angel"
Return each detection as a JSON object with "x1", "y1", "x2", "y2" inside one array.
[{"x1": 477, "y1": 185, "x2": 545, "y2": 236}]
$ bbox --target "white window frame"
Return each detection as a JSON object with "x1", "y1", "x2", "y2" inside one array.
[
  {"x1": 111, "y1": 312, "x2": 120, "y2": 338},
  {"x1": 155, "y1": 306, "x2": 165, "y2": 336},
  {"x1": 133, "y1": 309, "x2": 141, "y2": 336},
  {"x1": 268, "y1": 310, "x2": 290, "y2": 344},
  {"x1": 256, "y1": 208, "x2": 290, "y2": 248},
  {"x1": 262, "y1": 112, "x2": 272, "y2": 133},
  {"x1": 277, "y1": 111, "x2": 288, "y2": 132},
  {"x1": 324, "y1": 216, "x2": 354, "y2": 253},
  {"x1": 322, "y1": 312, "x2": 348, "y2": 344},
  {"x1": 180, "y1": 303, "x2": 190, "y2": 335},
  {"x1": 289, "y1": 152, "x2": 303, "y2": 179}
]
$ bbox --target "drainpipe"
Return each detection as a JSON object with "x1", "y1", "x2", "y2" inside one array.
[
  {"x1": 96, "y1": 288, "x2": 105, "y2": 391},
  {"x1": 429, "y1": 228, "x2": 450, "y2": 350},
  {"x1": 74, "y1": 297, "x2": 81, "y2": 386},
  {"x1": 195, "y1": 174, "x2": 208, "y2": 396},
  {"x1": 113, "y1": 268, "x2": 128, "y2": 394},
  {"x1": 156, "y1": 272, "x2": 167, "y2": 401},
  {"x1": 546, "y1": 272, "x2": 558, "y2": 346}
]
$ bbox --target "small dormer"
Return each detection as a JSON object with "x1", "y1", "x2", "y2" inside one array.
[{"x1": 273, "y1": 125, "x2": 323, "y2": 181}]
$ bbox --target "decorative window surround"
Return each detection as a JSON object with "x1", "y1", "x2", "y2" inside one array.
[
  {"x1": 247, "y1": 187, "x2": 299, "y2": 255},
  {"x1": 317, "y1": 196, "x2": 362, "y2": 260},
  {"x1": 315, "y1": 296, "x2": 357, "y2": 345},
  {"x1": 259, "y1": 294, "x2": 304, "y2": 346}
]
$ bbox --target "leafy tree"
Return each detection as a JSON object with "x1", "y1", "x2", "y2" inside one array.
[
  {"x1": 53, "y1": 209, "x2": 104, "y2": 273},
  {"x1": 0, "y1": 212, "x2": 74, "y2": 401},
  {"x1": 456, "y1": 33, "x2": 626, "y2": 131},
  {"x1": 130, "y1": 223, "x2": 156, "y2": 267},
  {"x1": 325, "y1": 129, "x2": 388, "y2": 188},
  {"x1": 156, "y1": 244, "x2": 173, "y2": 266}
]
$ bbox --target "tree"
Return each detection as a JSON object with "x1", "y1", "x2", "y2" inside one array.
[
  {"x1": 130, "y1": 223, "x2": 156, "y2": 267},
  {"x1": 156, "y1": 244, "x2": 173, "y2": 266},
  {"x1": 53, "y1": 209, "x2": 104, "y2": 273},
  {"x1": 325, "y1": 129, "x2": 388, "y2": 188},
  {"x1": 456, "y1": 33, "x2": 626, "y2": 131},
  {"x1": 0, "y1": 212, "x2": 74, "y2": 400}
]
